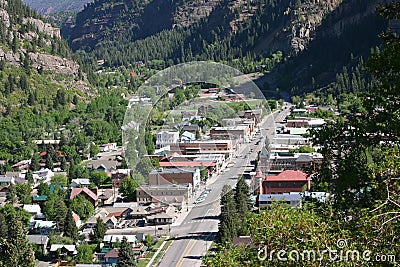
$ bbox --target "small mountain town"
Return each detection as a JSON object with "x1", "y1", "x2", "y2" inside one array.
[{"x1": 0, "y1": 0, "x2": 399, "y2": 267}]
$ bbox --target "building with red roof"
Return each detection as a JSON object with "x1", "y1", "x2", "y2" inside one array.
[
  {"x1": 70, "y1": 187, "x2": 98, "y2": 207},
  {"x1": 261, "y1": 170, "x2": 311, "y2": 194}
]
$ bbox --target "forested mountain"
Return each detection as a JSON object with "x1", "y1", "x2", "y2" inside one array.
[
  {"x1": 22, "y1": 0, "x2": 92, "y2": 14},
  {"x1": 61, "y1": 0, "x2": 389, "y2": 94}
]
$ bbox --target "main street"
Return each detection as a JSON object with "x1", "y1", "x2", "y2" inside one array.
[{"x1": 158, "y1": 104, "x2": 292, "y2": 267}]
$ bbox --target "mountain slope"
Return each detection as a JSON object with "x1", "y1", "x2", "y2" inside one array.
[
  {"x1": 22, "y1": 0, "x2": 91, "y2": 14},
  {"x1": 0, "y1": 0, "x2": 94, "y2": 114}
]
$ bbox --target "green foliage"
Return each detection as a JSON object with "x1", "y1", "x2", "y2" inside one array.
[
  {"x1": 289, "y1": 145, "x2": 315, "y2": 153},
  {"x1": 63, "y1": 209, "x2": 79, "y2": 241},
  {"x1": 76, "y1": 244, "x2": 97, "y2": 264},
  {"x1": 144, "y1": 234, "x2": 155, "y2": 247},
  {"x1": 118, "y1": 236, "x2": 137, "y2": 267},
  {"x1": 15, "y1": 183, "x2": 32, "y2": 204},
  {"x1": 218, "y1": 185, "x2": 238, "y2": 244},
  {"x1": 70, "y1": 194, "x2": 94, "y2": 221},
  {"x1": 119, "y1": 176, "x2": 138, "y2": 201},
  {"x1": 90, "y1": 217, "x2": 107, "y2": 244},
  {"x1": 89, "y1": 171, "x2": 109, "y2": 187},
  {"x1": 50, "y1": 174, "x2": 68, "y2": 187}
]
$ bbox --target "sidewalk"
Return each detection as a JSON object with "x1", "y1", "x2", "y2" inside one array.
[{"x1": 146, "y1": 235, "x2": 170, "y2": 267}]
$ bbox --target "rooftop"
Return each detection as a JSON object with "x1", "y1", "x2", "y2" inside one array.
[{"x1": 265, "y1": 170, "x2": 308, "y2": 182}]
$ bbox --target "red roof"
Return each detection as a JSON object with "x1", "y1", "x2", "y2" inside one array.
[
  {"x1": 159, "y1": 162, "x2": 216, "y2": 167},
  {"x1": 265, "y1": 170, "x2": 308, "y2": 182},
  {"x1": 107, "y1": 211, "x2": 123, "y2": 218},
  {"x1": 72, "y1": 211, "x2": 80, "y2": 222},
  {"x1": 70, "y1": 188, "x2": 98, "y2": 201}
]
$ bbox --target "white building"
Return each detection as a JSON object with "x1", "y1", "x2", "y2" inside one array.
[{"x1": 156, "y1": 131, "x2": 180, "y2": 149}]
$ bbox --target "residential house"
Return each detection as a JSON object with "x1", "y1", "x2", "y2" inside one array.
[
  {"x1": 11, "y1": 160, "x2": 31, "y2": 171},
  {"x1": 27, "y1": 235, "x2": 49, "y2": 255},
  {"x1": 50, "y1": 244, "x2": 77, "y2": 258},
  {"x1": 70, "y1": 187, "x2": 98, "y2": 207},
  {"x1": 98, "y1": 189, "x2": 114, "y2": 206},
  {"x1": 129, "y1": 206, "x2": 149, "y2": 220},
  {"x1": 30, "y1": 220, "x2": 56, "y2": 235},
  {"x1": 103, "y1": 234, "x2": 137, "y2": 247},
  {"x1": 111, "y1": 169, "x2": 131, "y2": 188},
  {"x1": 257, "y1": 193, "x2": 302, "y2": 209},
  {"x1": 147, "y1": 213, "x2": 173, "y2": 225},
  {"x1": 149, "y1": 168, "x2": 201, "y2": 189},
  {"x1": 23, "y1": 204, "x2": 43, "y2": 220},
  {"x1": 261, "y1": 170, "x2": 311, "y2": 194},
  {"x1": 103, "y1": 248, "x2": 119, "y2": 266},
  {"x1": 70, "y1": 178, "x2": 91, "y2": 188},
  {"x1": 181, "y1": 124, "x2": 200, "y2": 135},
  {"x1": 180, "y1": 131, "x2": 196, "y2": 142},
  {"x1": 156, "y1": 131, "x2": 180, "y2": 149},
  {"x1": 0, "y1": 176, "x2": 14, "y2": 187},
  {"x1": 33, "y1": 168, "x2": 54, "y2": 184},
  {"x1": 99, "y1": 143, "x2": 117, "y2": 152}
]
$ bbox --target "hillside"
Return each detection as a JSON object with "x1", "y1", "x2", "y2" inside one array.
[
  {"x1": 61, "y1": 0, "x2": 389, "y2": 94},
  {"x1": 0, "y1": 0, "x2": 94, "y2": 114},
  {"x1": 22, "y1": 0, "x2": 92, "y2": 14}
]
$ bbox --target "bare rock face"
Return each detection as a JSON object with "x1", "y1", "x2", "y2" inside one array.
[
  {"x1": 29, "y1": 52, "x2": 79, "y2": 76},
  {"x1": 23, "y1": 18, "x2": 61, "y2": 38}
]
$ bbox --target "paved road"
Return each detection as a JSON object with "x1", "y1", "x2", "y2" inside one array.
[{"x1": 157, "y1": 105, "x2": 292, "y2": 267}]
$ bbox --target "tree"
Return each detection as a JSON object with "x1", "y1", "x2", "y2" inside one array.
[
  {"x1": 136, "y1": 157, "x2": 154, "y2": 177},
  {"x1": 0, "y1": 213, "x2": 35, "y2": 267},
  {"x1": 30, "y1": 152, "x2": 41, "y2": 172},
  {"x1": 37, "y1": 182, "x2": 50, "y2": 196},
  {"x1": 234, "y1": 176, "x2": 250, "y2": 234},
  {"x1": 6, "y1": 184, "x2": 17, "y2": 204},
  {"x1": 90, "y1": 217, "x2": 106, "y2": 243},
  {"x1": 89, "y1": 171, "x2": 108, "y2": 187},
  {"x1": 53, "y1": 198, "x2": 68, "y2": 232},
  {"x1": 15, "y1": 183, "x2": 32, "y2": 204},
  {"x1": 76, "y1": 244, "x2": 96, "y2": 264},
  {"x1": 89, "y1": 144, "x2": 100, "y2": 158},
  {"x1": 25, "y1": 170, "x2": 34, "y2": 184},
  {"x1": 144, "y1": 234, "x2": 154, "y2": 247},
  {"x1": 118, "y1": 236, "x2": 136, "y2": 267},
  {"x1": 218, "y1": 185, "x2": 238, "y2": 244},
  {"x1": 64, "y1": 209, "x2": 78, "y2": 241},
  {"x1": 60, "y1": 156, "x2": 67, "y2": 171},
  {"x1": 70, "y1": 194, "x2": 94, "y2": 221},
  {"x1": 119, "y1": 176, "x2": 138, "y2": 201},
  {"x1": 45, "y1": 156, "x2": 53, "y2": 170},
  {"x1": 51, "y1": 174, "x2": 68, "y2": 187}
]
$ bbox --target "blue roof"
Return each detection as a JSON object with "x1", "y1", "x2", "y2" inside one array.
[{"x1": 259, "y1": 193, "x2": 302, "y2": 202}]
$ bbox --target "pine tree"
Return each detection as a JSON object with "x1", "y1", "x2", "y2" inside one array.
[
  {"x1": 60, "y1": 156, "x2": 67, "y2": 171},
  {"x1": 234, "y1": 176, "x2": 250, "y2": 226},
  {"x1": 64, "y1": 209, "x2": 78, "y2": 241},
  {"x1": 118, "y1": 237, "x2": 136, "y2": 267},
  {"x1": 53, "y1": 199, "x2": 68, "y2": 232},
  {"x1": 45, "y1": 156, "x2": 53, "y2": 170},
  {"x1": 6, "y1": 184, "x2": 17, "y2": 204},
  {"x1": 30, "y1": 152, "x2": 41, "y2": 172},
  {"x1": 90, "y1": 217, "x2": 107, "y2": 243},
  {"x1": 1, "y1": 215, "x2": 35, "y2": 267},
  {"x1": 25, "y1": 170, "x2": 34, "y2": 184},
  {"x1": 218, "y1": 185, "x2": 237, "y2": 244}
]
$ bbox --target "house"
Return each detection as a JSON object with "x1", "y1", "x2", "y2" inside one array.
[
  {"x1": 0, "y1": 176, "x2": 14, "y2": 187},
  {"x1": 257, "y1": 193, "x2": 302, "y2": 209},
  {"x1": 103, "y1": 234, "x2": 137, "y2": 247},
  {"x1": 27, "y1": 235, "x2": 49, "y2": 255},
  {"x1": 32, "y1": 195, "x2": 48, "y2": 204},
  {"x1": 129, "y1": 206, "x2": 149, "y2": 220},
  {"x1": 181, "y1": 124, "x2": 199, "y2": 135},
  {"x1": 99, "y1": 143, "x2": 117, "y2": 152},
  {"x1": 261, "y1": 170, "x2": 311, "y2": 194},
  {"x1": 238, "y1": 109, "x2": 262, "y2": 125},
  {"x1": 70, "y1": 187, "x2": 98, "y2": 207},
  {"x1": 70, "y1": 178, "x2": 91, "y2": 188},
  {"x1": 31, "y1": 220, "x2": 57, "y2": 235},
  {"x1": 50, "y1": 244, "x2": 77, "y2": 258},
  {"x1": 111, "y1": 169, "x2": 131, "y2": 188},
  {"x1": 23, "y1": 204, "x2": 42, "y2": 219},
  {"x1": 33, "y1": 168, "x2": 54, "y2": 184},
  {"x1": 103, "y1": 216, "x2": 118, "y2": 229},
  {"x1": 149, "y1": 168, "x2": 201, "y2": 189},
  {"x1": 147, "y1": 213, "x2": 173, "y2": 225},
  {"x1": 136, "y1": 184, "x2": 192, "y2": 205},
  {"x1": 180, "y1": 131, "x2": 196, "y2": 142},
  {"x1": 11, "y1": 160, "x2": 31, "y2": 171},
  {"x1": 156, "y1": 131, "x2": 180, "y2": 149},
  {"x1": 98, "y1": 189, "x2": 114, "y2": 206},
  {"x1": 103, "y1": 248, "x2": 119, "y2": 266}
]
